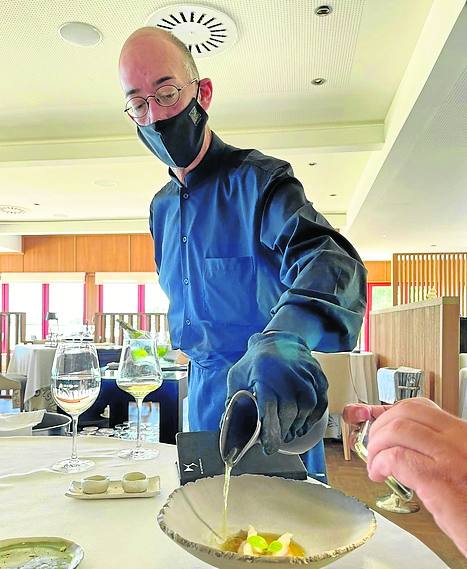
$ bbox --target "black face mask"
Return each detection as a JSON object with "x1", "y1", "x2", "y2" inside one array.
[{"x1": 137, "y1": 98, "x2": 208, "y2": 168}]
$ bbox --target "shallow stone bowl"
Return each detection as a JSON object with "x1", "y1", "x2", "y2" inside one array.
[{"x1": 158, "y1": 474, "x2": 376, "y2": 568}]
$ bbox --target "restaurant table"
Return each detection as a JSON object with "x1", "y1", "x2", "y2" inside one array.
[
  {"x1": 460, "y1": 368, "x2": 467, "y2": 418},
  {"x1": 0, "y1": 436, "x2": 449, "y2": 568},
  {"x1": 349, "y1": 351, "x2": 379, "y2": 404},
  {"x1": 312, "y1": 351, "x2": 379, "y2": 405},
  {"x1": 8, "y1": 345, "x2": 125, "y2": 407},
  {"x1": 7, "y1": 344, "x2": 57, "y2": 410}
]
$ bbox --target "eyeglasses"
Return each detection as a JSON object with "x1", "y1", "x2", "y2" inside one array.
[{"x1": 124, "y1": 78, "x2": 199, "y2": 123}]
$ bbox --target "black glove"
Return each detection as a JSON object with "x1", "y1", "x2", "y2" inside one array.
[{"x1": 226, "y1": 331, "x2": 328, "y2": 455}]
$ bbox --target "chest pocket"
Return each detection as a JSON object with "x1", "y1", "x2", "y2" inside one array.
[{"x1": 203, "y1": 257, "x2": 257, "y2": 325}]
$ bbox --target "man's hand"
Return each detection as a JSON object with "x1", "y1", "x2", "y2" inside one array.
[
  {"x1": 343, "y1": 399, "x2": 467, "y2": 557},
  {"x1": 226, "y1": 332, "x2": 328, "y2": 455}
]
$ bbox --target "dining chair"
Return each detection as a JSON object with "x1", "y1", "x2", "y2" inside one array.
[
  {"x1": 312, "y1": 352, "x2": 359, "y2": 460},
  {"x1": 0, "y1": 373, "x2": 27, "y2": 411}
]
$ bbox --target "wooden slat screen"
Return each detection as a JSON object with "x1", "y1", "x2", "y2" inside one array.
[{"x1": 393, "y1": 253, "x2": 467, "y2": 315}]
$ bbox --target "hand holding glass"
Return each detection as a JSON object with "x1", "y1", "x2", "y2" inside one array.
[
  {"x1": 51, "y1": 341, "x2": 101, "y2": 473},
  {"x1": 116, "y1": 336, "x2": 163, "y2": 460}
]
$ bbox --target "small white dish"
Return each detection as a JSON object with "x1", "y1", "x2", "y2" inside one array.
[
  {"x1": 122, "y1": 471, "x2": 148, "y2": 493},
  {"x1": 66, "y1": 476, "x2": 160, "y2": 500},
  {"x1": 81, "y1": 475, "x2": 110, "y2": 494}
]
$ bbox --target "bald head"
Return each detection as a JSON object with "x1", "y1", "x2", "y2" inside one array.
[{"x1": 120, "y1": 27, "x2": 199, "y2": 82}]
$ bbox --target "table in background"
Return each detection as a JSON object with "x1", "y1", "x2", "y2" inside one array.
[
  {"x1": 7, "y1": 344, "x2": 125, "y2": 411},
  {"x1": 0, "y1": 436, "x2": 449, "y2": 569},
  {"x1": 349, "y1": 351, "x2": 378, "y2": 404},
  {"x1": 7, "y1": 344, "x2": 57, "y2": 410},
  {"x1": 459, "y1": 368, "x2": 467, "y2": 418},
  {"x1": 312, "y1": 351, "x2": 378, "y2": 405}
]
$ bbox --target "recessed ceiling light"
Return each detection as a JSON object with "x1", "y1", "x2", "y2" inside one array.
[
  {"x1": 33, "y1": 203, "x2": 40, "y2": 206},
  {"x1": 329, "y1": 193, "x2": 337, "y2": 197},
  {"x1": 430, "y1": 244, "x2": 437, "y2": 247},
  {"x1": 315, "y1": 5, "x2": 333, "y2": 16},
  {"x1": 94, "y1": 179, "x2": 117, "y2": 187},
  {"x1": 311, "y1": 78, "x2": 326, "y2": 86},
  {"x1": 0, "y1": 205, "x2": 27, "y2": 215},
  {"x1": 308, "y1": 162, "x2": 317, "y2": 166},
  {"x1": 59, "y1": 22, "x2": 103, "y2": 47}
]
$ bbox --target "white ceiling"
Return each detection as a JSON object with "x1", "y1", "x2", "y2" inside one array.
[{"x1": 0, "y1": 0, "x2": 466, "y2": 260}]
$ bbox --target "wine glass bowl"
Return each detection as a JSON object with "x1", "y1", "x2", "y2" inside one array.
[
  {"x1": 51, "y1": 341, "x2": 101, "y2": 473},
  {"x1": 156, "y1": 330, "x2": 171, "y2": 360},
  {"x1": 116, "y1": 335, "x2": 163, "y2": 460}
]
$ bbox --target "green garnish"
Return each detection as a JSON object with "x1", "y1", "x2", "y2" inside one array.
[
  {"x1": 267, "y1": 541, "x2": 283, "y2": 553},
  {"x1": 247, "y1": 535, "x2": 268, "y2": 551},
  {"x1": 131, "y1": 347, "x2": 148, "y2": 360}
]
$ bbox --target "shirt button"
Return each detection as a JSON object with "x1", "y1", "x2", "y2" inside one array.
[
  {"x1": 182, "y1": 192, "x2": 189, "y2": 200},
  {"x1": 183, "y1": 278, "x2": 189, "y2": 285},
  {"x1": 185, "y1": 319, "x2": 191, "y2": 326},
  {"x1": 182, "y1": 236, "x2": 187, "y2": 243}
]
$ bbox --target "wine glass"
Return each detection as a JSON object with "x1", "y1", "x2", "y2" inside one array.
[
  {"x1": 51, "y1": 341, "x2": 101, "y2": 473},
  {"x1": 156, "y1": 330, "x2": 171, "y2": 360},
  {"x1": 116, "y1": 335, "x2": 163, "y2": 460}
]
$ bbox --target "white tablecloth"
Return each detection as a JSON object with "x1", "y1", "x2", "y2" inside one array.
[
  {"x1": 0, "y1": 437, "x2": 448, "y2": 568},
  {"x1": 349, "y1": 352, "x2": 379, "y2": 404},
  {"x1": 460, "y1": 368, "x2": 467, "y2": 419},
  {"x1": 7, "y1": 344, "x2": 57, "y2": 402}
]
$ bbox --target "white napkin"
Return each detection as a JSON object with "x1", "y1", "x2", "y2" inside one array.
[{"x1": 0, "y1": 409, "x2": 45, "y2": 436}]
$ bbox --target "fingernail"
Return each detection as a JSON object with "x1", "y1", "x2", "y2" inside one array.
[{"x1": 355, "y1": 408, "x2": 369, "y2": 422}]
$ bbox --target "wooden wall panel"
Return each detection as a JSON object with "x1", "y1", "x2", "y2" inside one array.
[
  {"x1": 130, "y1": 234, "x2": 156, "y2": 272},
  {"x1": 76, "y1": 235, "x2": 130, "y2": 272},
  {"x1": 23, "y1": 236, "x2": 76, "y2": 272},
  {"x1": 370, "y1": 297, "x2": 459, "y2": 415},
  {"x1": 0, "y1": 254, "x2": 24, "y2": 272},
  {"x1": 365, "y1": 261, "x2": 391, "y2": 283}
]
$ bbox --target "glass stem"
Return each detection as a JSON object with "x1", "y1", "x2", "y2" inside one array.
[
  {"x1": 136, "y1": 398, "x2": 143, "y2": 449},
  {"x1": 71, "y1": 415, "x2": 78, "y2": 460}
]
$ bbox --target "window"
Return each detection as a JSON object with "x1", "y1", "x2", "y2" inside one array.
[
  {"x1": 8, "y1": 282, "x2": 42, "y2": 340},
  {"x1": 48, "y1": 282, "x2": 84, "y2": 337},
  {"x1": 145, "y1": 282, "x2": 169, "y2": 313},
  {"x1": 102, "y1": 283, "x2": 138, "y2": 313},
  {"x1": 363, "y1": 283, "x2": 392, "y2": 351}
]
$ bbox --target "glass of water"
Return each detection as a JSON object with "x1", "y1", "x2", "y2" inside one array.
[{"x1": 51, "y1": 341, "x2": 101, "y2": 473}]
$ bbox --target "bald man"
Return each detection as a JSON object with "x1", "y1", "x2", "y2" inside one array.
[{"x1": 119, "y1": 28, "x2": 367, "y2": 479}]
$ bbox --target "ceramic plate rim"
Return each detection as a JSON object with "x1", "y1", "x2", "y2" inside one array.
[
  {"x1": 0, "y1": 536, "x2": 84, "y2": 568},
  {"x1": 157, "y1": 474, "x2": 377, "y2": 564}
]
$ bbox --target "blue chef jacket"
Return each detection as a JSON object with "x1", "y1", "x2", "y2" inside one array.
[{"x1": 149, "y1": 133, "x2": 367, "y2": 477}]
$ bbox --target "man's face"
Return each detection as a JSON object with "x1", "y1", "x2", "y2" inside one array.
[{"x1": 119, "y1": 34, "x2": 198, "y2": 124}]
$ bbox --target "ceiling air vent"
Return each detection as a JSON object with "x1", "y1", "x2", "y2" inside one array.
[
  {"x1": 145, "y1": 5, "x2": 238, "y2": 58},
  {"x1": 0, "y1": 205, "x2": 27, "y2": 215}
]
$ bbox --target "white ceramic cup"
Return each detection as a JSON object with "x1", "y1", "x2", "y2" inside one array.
[
  {"x1": 81, "y1": 475, "x2": 110, "y2": 494},
  {"x1": 122, "y1": 471, "x2": 148, "y2": 493}
]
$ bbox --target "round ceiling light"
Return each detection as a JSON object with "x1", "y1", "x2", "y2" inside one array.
[
  {"x1": 145, "y1": 4, "x2": 238, "y2": 57},
  {"x1": 315, "y1": 5, "x2": 333, "y2": 16},
  {"x1": 59, "y1": 22, "x2": 103, "y2": 47},
  {"x1": 311, "y1": 78, "x2": 326, "y2": 86},
  {"x1": 0, "y1": 205, "x2": 28, "y2": 215}
]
